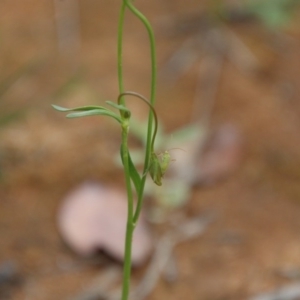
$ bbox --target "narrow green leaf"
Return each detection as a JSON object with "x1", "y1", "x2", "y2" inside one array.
[
  {"x1": 106, "y1": 101, "x2": 131, "y2": 114},
  {"x1": 66, "y1": 109, "x2": 104, "y2": 118},
  {"x1": 120, "y1": 146, "x2": 142, "y2": 194},
  {"x1": 66, "y1": 109, "x2": 122, "y2": 123},
  {"x1": 128, "y1": 153, "x2": 142, "y2": 194},
  {"x1": 52, "y1": 104, "x2": 107, "y2": 112}
]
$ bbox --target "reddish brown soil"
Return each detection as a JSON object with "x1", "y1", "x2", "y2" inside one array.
[{"x1": 1, "y1": 1, "x2": 300, "y2": 299}]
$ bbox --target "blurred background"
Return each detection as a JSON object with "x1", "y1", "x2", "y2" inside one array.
[{"x1": 1, "y1": 0, "x2": 300, "y2": 299}]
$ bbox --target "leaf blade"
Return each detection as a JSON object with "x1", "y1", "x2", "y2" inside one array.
[
  {"x1": 52, "y1": 104, "x2": 108, "y2": 112},
  {"x1": 66, "y1": 109, "x2": 122, "y2": 123},
  {"x1": 120, "y1": 146, "x2": 142, "y2": 194}
]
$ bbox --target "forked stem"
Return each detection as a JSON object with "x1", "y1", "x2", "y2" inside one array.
[
  {"x1": 118, "y1": 1, "x2": 157, "y2": 300},
  {"x1": 117, "y1": 91, "x2": 158, "y2": 153}
]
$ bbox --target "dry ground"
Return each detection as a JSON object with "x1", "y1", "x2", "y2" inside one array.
[{"x1": 1, "y1": 1, "x2": 300, "y2": 299}]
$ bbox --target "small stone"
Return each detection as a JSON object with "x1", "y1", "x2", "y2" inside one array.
[
  {"x1": 168, "y1": 123, "x2": 243, "y2": 186},
  {"x1": 57, "y1": 182, "x2": 152, "y2": 266},
  {"x1": 196, "y1": 123, "x2": 243, "y2": 184}
]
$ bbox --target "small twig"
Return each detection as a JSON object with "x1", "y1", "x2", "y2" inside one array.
[
  {"x1": 131, "y1": 213, "x2": 215, "y2": 300},
  {"x1": 69, "y1": 267, "x2": 120, "y2": 300},
  {"x1": 224, "y1": 26, "x2": 259, "y2": 73},
  {"x1": 53, "y1": 0, "x2": 81, "y2": 66},
  {"x1": 172, "y1": 212, "x2": 215, "y2": 242},
  {"x1": 132, "y1": 234, "x2": 175, "y2": 300},
  {"x1": 191, "y1": 43, "x2": 224, "y2": 126},
  {"x1": 162, "y1": 36, "x2": 204, "y2": 83},
  {"x1": 68, "y1": 213, "x2": 214, "y2": 300}
]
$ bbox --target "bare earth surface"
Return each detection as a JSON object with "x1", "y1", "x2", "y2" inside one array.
[{"x1": 1, "y1": 1, "x2": 300, "y2": 300}]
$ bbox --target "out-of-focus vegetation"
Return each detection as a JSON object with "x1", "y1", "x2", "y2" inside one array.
[
  {"x1": 215, "y1": 0, "x2": 300, "y2": 29},
  {"x1": 245, "y1": 0, "x2": 300, "y2": 28}
]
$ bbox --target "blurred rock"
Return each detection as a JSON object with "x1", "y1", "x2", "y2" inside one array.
[
  {"x1": 57, "y1": 182, "x2": 152, "y2": 266},
  {"x1": 170, "y1": 123, "x2": 243, "y2": 186},
  {"x1": 196, "y1": 123, "x2": 244, "y2": 184}
]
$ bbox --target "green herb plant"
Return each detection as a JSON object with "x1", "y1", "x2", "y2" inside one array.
[
  {"x1": 244, "y1": 0, "x2": 299, "y2": 29},
  {"x1": 53, "y1": 1, "x2": 164, "y2": 300},
  {"x1": 213, "y1": 0, "x2": 300, "y2": 29}
]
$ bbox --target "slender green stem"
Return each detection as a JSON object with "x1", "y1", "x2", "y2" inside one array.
[
  {"x1": 122, "y1": 0, "x2": 157, "y2": 225},
  {"x1": 123, "y1": 0, "x2": 157, "y2": 105},
  {"x1": 121, "y1": 122, "x2": 135, "y2": 300},
  {"x1": 118, "y1": 4, "x2": 134, "y2": 300},
  {"x1": 117, "y1": 90, "x2": 159, "y2": 223},
  {"x1": 133, "y1": 168, "x2": 147, "y2": 223},
  {"x1": 117, "y1": 1, "x2": 158, "y2": 299},
  {"x1": 118, "y1": 91, "x2": 159, "y2": 300},
  {"x1": 117, "y1": 91, "x2": 158, "y2": 152},
  {"x1": 118, "y1": 2, "x2": 126, "y2": 104}
]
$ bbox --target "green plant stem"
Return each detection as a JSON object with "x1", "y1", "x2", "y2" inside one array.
[
  {"x1": 122, "y1": 0, "x2": 157, "y2": 224},
  {"x1": 118, "y1": 1, "x2": 157, "y2": 299},
  {"x1": 121, "y1": 121, "x2": 135, "y2": 300},
  {"x1": 123, "y1": 0, "x2": 157, "y2": 104},
  {"x1": 117, "y1": 91, "x2": 158, "y2": 153},
  {"x1": 118, "y1": 4, "x2": 133, "y2": 300},
  {"x1": 118, "y1": 2, "x2": 126, "y2": 107}
]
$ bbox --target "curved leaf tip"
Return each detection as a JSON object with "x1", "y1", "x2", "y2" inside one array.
[{"x1": 52, "y1": 104, "x2": 69, "y2": 112}]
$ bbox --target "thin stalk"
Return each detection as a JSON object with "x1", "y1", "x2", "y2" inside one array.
[
  {"x1": 117, "y1": 91, "x2": 158, "y2": 153},
  {"x1": 118, "y1": 2, "x2": 126, "y2": 104},
  {"x1": 121, "y1": 122, "x2": 135, "y2": 300},
  {"x1": 118, "y1": 91, "x2": 159, "y2": 300},
  {"x1": 123, "y1": 0, "x2": 157, "y2": 224},
  {"x1": 123, "y1": 0, "x2": 157, "y2": 105},
  {"x1": 117, "y1": 91, "x2": 159, "y2": 224},
  {"x1": 117, "y1": 1, "x2": 158, "y2": 299},
  {"x1": 118, "y1": 3, "x2": 133, "y2": 300}
]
